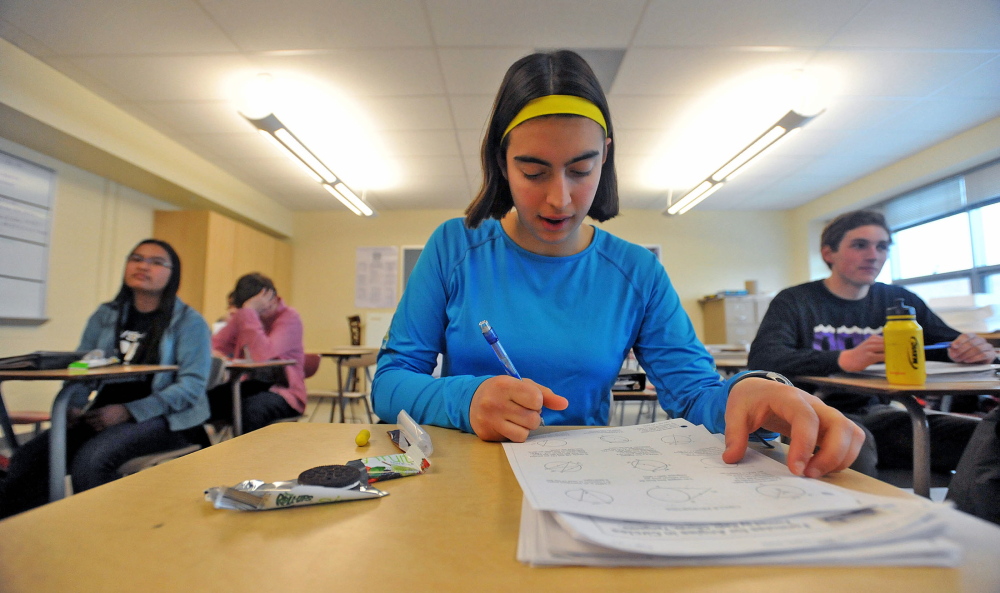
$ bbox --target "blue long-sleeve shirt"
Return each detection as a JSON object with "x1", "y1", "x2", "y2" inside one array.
[{"x1": 372, "y1": 218, "x2": 739, "y2": 434}]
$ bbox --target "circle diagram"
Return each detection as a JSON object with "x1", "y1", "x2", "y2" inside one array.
[{"x1": 565, "y1": 489, "x2": 613, "y2": 504}]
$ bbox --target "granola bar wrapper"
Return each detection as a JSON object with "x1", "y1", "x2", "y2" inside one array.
[{"x1": 205, "y1": 479, "x2": 388, "y2": 511}]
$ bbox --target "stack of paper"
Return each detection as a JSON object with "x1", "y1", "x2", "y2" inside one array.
[
  {"x1": 855, "y1": 361, "x2": 999, "y2": 383},
  {"x1": 503, "y1": 421, "x2": 960, "y2": 566}
]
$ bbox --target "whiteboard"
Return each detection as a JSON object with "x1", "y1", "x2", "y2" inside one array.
[{"x1": 0, "y1": 150, "x2": 56, "y2": 323}]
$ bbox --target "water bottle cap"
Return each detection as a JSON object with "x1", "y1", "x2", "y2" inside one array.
[{"x1": 886, "y1": 297, "x2": 915, "y2": 317}]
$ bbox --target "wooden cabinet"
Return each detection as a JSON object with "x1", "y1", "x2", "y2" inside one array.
[
  {"x1": 154, "y1": 210, "x2": 293, "y2": 324},
  {"x1": 699, "y1": 294, "x2": 773, "y2": 345}
]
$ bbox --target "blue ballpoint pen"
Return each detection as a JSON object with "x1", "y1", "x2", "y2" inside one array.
[
  {"x1": 480, "y1": 320, "x2": 546, "y2": 426},
  {"x1": 479, "y1": 320, "x2": 522, "y2": 379}
]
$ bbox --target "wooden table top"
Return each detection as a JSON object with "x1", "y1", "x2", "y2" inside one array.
[
  {"x1": 796, "y1": 373, "x2": 1000, "y2": 396},
  {"x1": 0, "y1": 364, "x2": 178, "y2": 381},
  {"x1": 319, "y1": 346, "x2": 378, "y2": 357},
  {"x1": 225, "y1": 359, "x2": 296, "y2": 370},
  {"x1": 1, "y1": 422, "x2": 996, "y2": 592}
]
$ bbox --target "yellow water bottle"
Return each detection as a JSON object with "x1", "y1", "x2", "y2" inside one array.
[{"x1": 884, "y1": 298, "x2": 926, "y2": 385}]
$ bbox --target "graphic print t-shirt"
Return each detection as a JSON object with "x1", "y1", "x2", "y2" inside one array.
[{"x1": 94, "y1": 306, "x2": 158, "y2": 408}]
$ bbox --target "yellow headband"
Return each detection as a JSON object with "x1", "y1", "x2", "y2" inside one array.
[{"x1": 502, "y1": 95, "x2": 608, "y2": 139}]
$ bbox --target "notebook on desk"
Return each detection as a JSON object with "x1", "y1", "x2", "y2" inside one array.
[
  {"x1": 857, "y1": 362, "x2": 1000, "y2": 382},
  {"x1": 0, "y1": 351, "x2": 89, "y2": 371}
]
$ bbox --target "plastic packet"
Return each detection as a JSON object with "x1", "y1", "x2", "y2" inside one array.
[
  {"x1": 346, "y1": 452, "x2": 430, "y2": 484},
  {"x1": 395, "y1": 410, "x2": 433, "y2": 456},
  {"x1": 205, "y1": 479, "x2": 387, "y2": 511}
]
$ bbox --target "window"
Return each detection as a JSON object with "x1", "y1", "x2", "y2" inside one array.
[
  {"x1": 876, "y1": 158, "x2": 1000, "y2": 298},
  {"x1": 977, "y1": 202, "x2": 1000, "y2": 267},
  {"x1": 891, "y1": 213, "x2": 972, "y2": 278}
]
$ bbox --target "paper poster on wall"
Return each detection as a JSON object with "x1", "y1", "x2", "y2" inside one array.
[
  {"x1": 355, "y1": 246, "x2": 398, "y2": 309},
  {"x1": 0, "y1": 150, "x2": 56, "y2": 323}
]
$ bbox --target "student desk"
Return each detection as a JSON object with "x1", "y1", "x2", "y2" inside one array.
[
  {"x1": 319, "y1": 347, "x2": 378, "y2": 422},
  {"x1": 611, "y1": 388, "x2": 659, "y2": 424},
  {"x1": 224, "y1": 359, "x2": 296, "y2": 436},
  {"x1": 1, "y1": 422, "x2": 998, "y2": 592},
  {"x1": 795, "y1": 374, "x2": 1000, "y2": 499},
  {"x1": 0, "y1": 365, "x2": 177, "y2": 501}
]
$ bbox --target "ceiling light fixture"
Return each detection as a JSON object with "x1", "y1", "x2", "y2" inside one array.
[
  {"x1": 663, "y1": 109, "x2": 821, "y2": 216},
  {"x1": 242, "y1": 112, "x2": 375, "y2": 216}
]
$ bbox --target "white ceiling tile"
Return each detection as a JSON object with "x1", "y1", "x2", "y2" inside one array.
[
  {"x1": 437, "y1": 48, "x2": 536, "y2": 95},
  {"x1": 462, "y1": 156, "x2": 483, "y2": 187},
  {"x1": 456, "y1": 129, "x2": 485, "y2": 157},
  {"x1": 396, "y1": 155, "x2": 467, "y2": 180},
  {"x1": 199, "y1": 0, "x2": 433, "y2": 51},
  {"x1": 380, "y1": 130, "x2": 462, "y2": 157},
  {"x1": 425, "y1": 0, "x2": 645, "y2": 47},
  {"x1": 1, "y1": 0, "x2": 237, "y2": 55},
  {"x1": 804, "y1": 97, "x2": 917, "y2": 132},
  {"x1": 614, "y1": 48, "x2": 812, "y2": 95},
  {"x1": 362, "y1": 96, "x2": 455, "y2": 131},
  {"x1": 720, "y1": 153, "x2": 818, "y2": 182},
  {"x1": 834, "y1": 128, "x2": 947, "y2": 158},
  {"x1": 611, "y1": 129, "x2": 664, "y2": 156},
  {"x1": 882, "y1": 99, "x2": 1000, "y2": 133},
  {"x1": 3, "y1": 0, "x2": 999, "y2": 213},
  {"x1": 253, "y1": 49, "x2": 446, "y2": 97},
  {"x1": 68, "y1": 54, "x2": 259, "y2": 102},
  {"x1": 809, "y1": 50, "x2": 997, "y2": 98},
  {"x1": 830, "y1": 0, "x2": 1000, "y2": 50},
  {"x1": 448, "y1": 95, "x2": 495, "y2": 132},
  {"x1": 635, "y1": 0, "x2": 867, "y2": 48},
  {"x1": 931, "y1": 56, "x2": 1000, "y2": 99},
  {"x1": 608, "y1": 95, "x2": 692, "y2": 130}
]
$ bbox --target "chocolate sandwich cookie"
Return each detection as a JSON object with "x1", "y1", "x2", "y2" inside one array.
[{"x1": 297, "y1": 464, "x2": 363, "y2": 489}]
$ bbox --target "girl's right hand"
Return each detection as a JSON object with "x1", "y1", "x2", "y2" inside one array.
[{"x1": 469, "y1": 376, "x2": 568, "y2": 442}]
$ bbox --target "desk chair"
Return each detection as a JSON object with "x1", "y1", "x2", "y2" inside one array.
[
  {"x1": 117, "y1": 356, "x2": 229, "y2": 477},
  {"x1": 348, "y1": 315, "x2": 362, "y2": 346},
  {"x1": 8, "y1": 410, "x2": 50, "y2": 440},
  {"x1": 306, "y1": 352, "x2": 376, "y2": 423}
]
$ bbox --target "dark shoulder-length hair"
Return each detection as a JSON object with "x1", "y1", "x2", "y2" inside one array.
[
  {"x1": 230, "y1": 272, "x2": 277, "y2": 307},
  {"x1": 111, "y1": 238, "x2": 182, "y2": 364},
  {"x1": 464, "y1": 50, "x2": 619, "y2": 228}
]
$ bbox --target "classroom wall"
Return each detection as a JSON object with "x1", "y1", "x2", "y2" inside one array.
[
  {"x1": 0, "y1": 37, "x2": 293, "y2": 238},
  {"x1": 290, "y1": 208, "x2": 793, "y2": 366},
  {"x1": 788, "y1": 116, "x2": 1000, "y2": 282},
  {"x1": 0, "y1": 137, "x2": 178, "y2": 413}
]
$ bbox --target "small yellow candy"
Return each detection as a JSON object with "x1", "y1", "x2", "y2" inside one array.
[{"x1": 355, "y1": 429, "x2": 371, "y2": 447}]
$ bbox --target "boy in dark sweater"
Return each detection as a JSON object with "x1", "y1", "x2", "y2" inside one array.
[{"x1": 749, "y1": 210, "x2": 995, "y2": 476}]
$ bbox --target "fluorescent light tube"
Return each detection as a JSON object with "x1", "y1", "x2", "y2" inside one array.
[
  {"x1": 711, "y1": 125, "x2": 787, "y2": 182},
  {"x1": 243, "y1": 110, "x2": 377, "y2": 216},
  {"x1": 674, "y1": 182, "x2": 724, "y2": 215},
  {"x1": 666, "y1": 180, "x2": 717, "y2": 215},
  {"x1": 323, "y1": 184, "x2": 362, "y2": 215},
  {"x1": 258, "y1": 130, "x2": 323, "y2": 183},
  {"x1": 332, "y1": 182, "x2": 374, "y2": 217},
  {"x1": 273, "y1": 129, "x2": 338, "y2": 183},
  {"x1": 725, "y1": 127, "x2": 802, "y2": 182}
]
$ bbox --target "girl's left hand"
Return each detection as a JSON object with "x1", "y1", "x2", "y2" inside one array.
[
  {"x1": 722, "y1": 378, "x2": 866, "y2": 478},
  {"x1": 83, "y1": 404, "x2": 133, "y2": 432}
]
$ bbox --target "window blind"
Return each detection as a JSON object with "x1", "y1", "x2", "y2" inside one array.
[
  {"x1": 882, "y1": 177, "x2": 964, "y2": 230},
  {"x1": 965, "y1": 159, "x2": 1000, "y2": 206}
]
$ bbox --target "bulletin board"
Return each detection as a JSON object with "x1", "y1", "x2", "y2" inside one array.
[{"x1": 0, "y1": 150, "x2": 56, "y2": 323}]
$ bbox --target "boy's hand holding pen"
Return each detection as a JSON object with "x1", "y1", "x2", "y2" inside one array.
[{"x1": 472, "y1": 320, "x2": 568, "y2": 443}]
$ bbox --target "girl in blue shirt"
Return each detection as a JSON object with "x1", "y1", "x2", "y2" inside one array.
[{"x1": 372, "y1": 50, "x2": 864, "y2": 479}]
